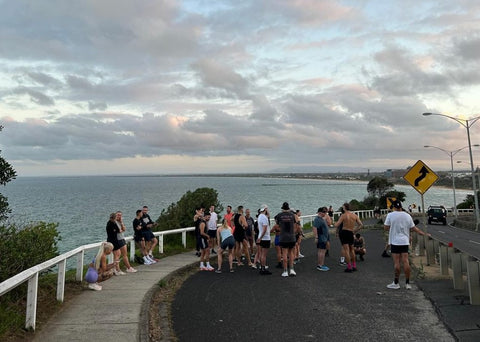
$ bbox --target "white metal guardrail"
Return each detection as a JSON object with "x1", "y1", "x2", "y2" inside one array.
[{"x1": 1, "y1": 207, "x2": 472, "y2": 331}]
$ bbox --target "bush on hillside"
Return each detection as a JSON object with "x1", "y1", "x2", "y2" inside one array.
[{"x1": 0, "y1": 222, "x2": 60, "y2": 284}]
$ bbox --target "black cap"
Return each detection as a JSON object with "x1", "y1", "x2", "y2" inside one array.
[
  {"x1": 281, "y1": 202, "x2": 290, "y2": 210},
  {"x1": 392, "y1": 200, "x2": 402, "y2": 209}
]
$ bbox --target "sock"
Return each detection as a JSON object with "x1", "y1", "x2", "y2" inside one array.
[
  {"x1": 352, "y1": 261, "x2": 356, "y2": 268},
  {"x1": 200, "y1": 262, "x2": 205, "y2": 268},
  {"x1": 341, "y1": 257, "x2": 345, "y2": 262},
  {"x1": 206, "y1": 262, "x2": 211, "y2": 267},
  {"x1": 406, "y1": 278, "x2": 410, "y2": 284},
  {"x1": 394, "y1": 278, "x2": 399, "y2": 284},
  {"x1": 347, "y1": 262, "x2": 352, "y2": 270}
]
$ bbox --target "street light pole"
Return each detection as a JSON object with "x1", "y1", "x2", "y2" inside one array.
[
  {"x1": 423, "y1": 145, "x2": 478, "y2": 217},
  {"x1": 423, "y1": 113, "x2": 480, "y2": 231}
]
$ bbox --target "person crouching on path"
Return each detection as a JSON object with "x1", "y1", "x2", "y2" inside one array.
[
  {"x1": 85, "y1": 241, "x2": 116, "y2": 291},
  {"x1": 215, "y1": 219, "x2": 235, "y2": 273},
  {"x1": 384, "y1": 200, "x2": 430, "y2": 290}
]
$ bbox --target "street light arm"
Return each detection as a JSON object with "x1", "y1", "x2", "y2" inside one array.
[{"x1": 423, "y1": 112, "x2": 467, "y2": 128}]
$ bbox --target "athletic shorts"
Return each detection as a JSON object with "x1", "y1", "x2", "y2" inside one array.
[
  {"x1": 196, "y1": 236, "x2": 208, "y2": 250},
  {"x1": 339, "y1": 230, "x2": 354, "y2": 245},
  {"x1": 142, "y1": 230, "x2": 155, "y2": 242},
  {"x1": 274, "y1": 235, "x2": 280, "y2": 246},
  {"x1": 134, "y1": 233, "x2": 144, "y2": 242},
  {"x1": 234, "y1": 229, "x2": 246, "y2": 242},
  {"x1": 207, "y1": 230, "x2": 217, "y2": 238},
  {"x1": 259, "y1": 240, "x2": 271, "y2": 249},
  {"x1": 111, "y1": 238, "x2": 125, "y2": 251},
  {"x1": 279, "y1": 241, "x2": 296, "y2": 249},
  {"x1": 317, "y1": 241, "x2": 327, "y2": 249},
  {"x1": 220, "y1": 236, "x2": 235, "y2": 250},
  {"x1": 391, "y1": 244, "x2": 409, "y2": 254}
]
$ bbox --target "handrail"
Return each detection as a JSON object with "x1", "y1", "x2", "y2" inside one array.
[{"x1": 0, "y1": 207, "x2": 467, "y2": 330}]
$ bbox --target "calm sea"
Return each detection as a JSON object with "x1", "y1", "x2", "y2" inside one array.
[{"x1": 1, "y1": 175, "x2": 471, "y2": 253}]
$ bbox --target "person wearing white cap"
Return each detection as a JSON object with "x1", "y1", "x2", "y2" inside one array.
[{"x1": 256, "y1": 204, "x2": 272, "y2": 275}]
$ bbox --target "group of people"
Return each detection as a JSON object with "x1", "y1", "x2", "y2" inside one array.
[{"x1": 85, "y1": 205, "x2": 158, "y2": 291}]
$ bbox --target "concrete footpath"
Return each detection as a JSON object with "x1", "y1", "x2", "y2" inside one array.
[{"x1": 31, "y1": 229, "x2": 480, "y2": 342}]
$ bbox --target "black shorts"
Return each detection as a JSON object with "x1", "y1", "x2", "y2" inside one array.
[
  {"x1": 111, "y1": 238, "x2": 126, "y2": 251},
  {"x1": 134, "y1": 233, "x2": 144, "y2": 242},
  {"x1": 142, "y1": 230, "x2": 155, "y2": 242},
  {"x1": 234, "y1": 230, "x2": 246, "y2": 242},
  {"x1": 196, "y1": 236, "x2": 208, "y2": 250},
  {"x1": 259, "y1": 240, "x2": 271, "y2": 248},
  {"x1": 279, "y1": 241, "x2": 296, "y2": 249},
  {"x1": 391, "y1": 245, "x2": 409, "y2": 254},
  {"x1": 339, "y1": 230, "x2": 354, "y2": 245},
  {"x1": 207, "y1": 230, "x2": 217, "y2": 238}
]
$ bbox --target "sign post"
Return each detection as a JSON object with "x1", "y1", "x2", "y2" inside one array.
[{"x1": 403, "y1": 160, "x2": 439, "y2": 264}]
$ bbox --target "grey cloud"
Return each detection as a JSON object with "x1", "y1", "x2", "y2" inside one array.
[
  {"x1": 26, "y1": 72, "x2": 62, "y2": 88},
  {"x1": 12, "y1": 87, "x2": 55, "y2": 106},
  {"x1": 88, "y1": 101, "x2": 108, "y2": 111}
]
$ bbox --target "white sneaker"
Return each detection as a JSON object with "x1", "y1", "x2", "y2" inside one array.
[
  {"x1": 147, "y1": 256, "x2": 157, "y2": 264},
  {"x1": 289, "y1": 269, "x2": 297, "y2": 277},
  {"x1": 143, "y1": 257, "x2": 153, "y2": 265},
  {"x1": 88, "y1": 283, "x2": 102, "y2": 291},
  {"x1": 126, "y1": 267, "x2": 137, "y2": 273},
  {"x1": 114, "y1": 269, "x2": 126, "y2": 276},
  {"x1": 405, "y1": 284, "x2": 412, "y2": 290},
  {"x1": 387, "y1": 282, "x2": 400, "y2": 289},
  {"x1": 298, "y1": 253, "x2": 305, "y2": 258},
  {"x1": 281, "y1": 271, "x2": 289, "y2": 277},
  {"x1": 206, "y1": 265, "x2": 214, "y2": 271}
]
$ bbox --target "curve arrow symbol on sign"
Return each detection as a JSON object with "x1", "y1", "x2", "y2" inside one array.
[{"x1": 414, "y1": 166, "x2": 429, "y2": 186}]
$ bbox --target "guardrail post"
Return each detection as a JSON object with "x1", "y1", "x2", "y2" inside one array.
[
  {"x1": 57, "y1": 260, "x2": 66, "y2": 302},
  {"x1": 418, "y1": 235, "x2": 426, "y2": 256},
  {"x1": 452, "y1": 252, "x2": 464, "y2": 290},
  {"x1": 466, "y1": 259, "x2": 480, "y2": 305},
  {"x1": 159, "y1": 234, "x2": 164, "y2": 254},
  {"x1": 447, "y1": 246, "x2": 454, "y2": 268},
  {"x1": 439, "y1": 245, "x2": 449, "y2": 275},
  {"x1": 130, "y1": 240, "x2": 136, "y2": 262},
  {"x1": 182, "y1": 231, "x2": 186, "y2": 248},
  {"x1": 76, "y1": 250, "x2": 84, "y2": 281},
  {"x1": 26, "y1": 273, "x2": 39, "y2": 330},
  {"x1": 426, "y1": 239, "x2": 435, "y2": 266}
]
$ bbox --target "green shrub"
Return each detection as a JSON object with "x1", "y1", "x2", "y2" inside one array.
[{"x1": 0, "y1": 222, "x2": 60, "y2": 284}]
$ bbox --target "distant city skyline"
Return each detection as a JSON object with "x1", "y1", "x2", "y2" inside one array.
[{"x1": 1, "y1": 0, "x2": 479, "y2": 177}]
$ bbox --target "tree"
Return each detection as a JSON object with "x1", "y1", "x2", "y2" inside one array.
[
  {"x1": 0, "y1": 125, "x2": 17, "y2": 220},
  {"x1": 155, "y1": 187, "x2": 223, "y2": 231},
  {"x1": 367, "y1": 176, "x2": 394, "y2": 198}
]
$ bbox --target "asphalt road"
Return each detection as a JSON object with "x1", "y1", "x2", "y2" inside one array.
[
  {"x1": 423, "y1": 221, "x2": 480, "y2": 259},
  {"x1": 171, "y1": 229, "x2": 454, "y2": 342}
]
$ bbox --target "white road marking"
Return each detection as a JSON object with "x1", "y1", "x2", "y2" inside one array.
[
  {"x1": 438, "y1": 231, "x2": 446, "y2": 234},
  {"x1": 469, "y1": 240, "x2": 480, "y2": 245}
]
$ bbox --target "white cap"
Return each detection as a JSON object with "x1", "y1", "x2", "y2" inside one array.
[{"x1": 259, "y1": 204, "x2": 268, "y2": 212}]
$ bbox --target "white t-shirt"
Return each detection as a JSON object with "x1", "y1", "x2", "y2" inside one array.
[
  {"x1": 384, "y1": 211, "x2": 415, "y2": 246},
  {"x1": 257, "y1": 213, "x2": 270, "y2": 241},
  {"x1": 208, "y1": 212, "x2": 218, "y2": 230}
]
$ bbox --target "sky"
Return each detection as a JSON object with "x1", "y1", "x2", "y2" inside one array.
[{"x1": 1, "y1": 0, "x2": 480, "y2": 177}]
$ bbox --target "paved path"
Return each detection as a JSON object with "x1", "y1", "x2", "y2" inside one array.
[{"x1": 30, "y1": 228, "x2": 480, "y2": 342}]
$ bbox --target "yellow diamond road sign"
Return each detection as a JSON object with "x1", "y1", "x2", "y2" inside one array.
[{"x1": 403, "y1": 160, "x2": 439, "y2": 194}]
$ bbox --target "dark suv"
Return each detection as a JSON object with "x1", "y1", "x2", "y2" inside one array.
[{"x1": 427, "y1": 206, "x2": 447, "y2": 225}]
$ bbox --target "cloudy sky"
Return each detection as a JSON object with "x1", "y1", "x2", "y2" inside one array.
[{"x1": 1, "y1": 0, "x2": 480, "y2": 177}]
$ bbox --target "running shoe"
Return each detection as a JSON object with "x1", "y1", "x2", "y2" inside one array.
[
  {"x1": 281, "y1": 271, "x2": 289, "y2": 277},
  {"x1": 215, "y1": 269, "x2": 222, "y2": 274},
  {"x1": 206, "y1": 265, "x2": 214, "y2": 271},
  {"x1": 250, "y1": 264, "x2": 257, "y2": 269},
  {"x1": 88, "y1": 283, "x2": 102, "y2": 291},
  {"x1": 230, "y1": 269, "x2": 234, "y2": 273},
  {"x1": 339, "y1": 261, "x2": 347, "y2": 266},
  {"x1": 289, "y1": 269, "x2": 297, "y2": 277},
  {"x1": 387, "y1": 282, "x2": 400, "y2": 289},
  {"x1": 317, "y1": 265, "x2": 329, "y2": 271},
  {"x1": 143, "y1": 257, "x2": 153, "y2": 265},
  {"x1": 352, "y1": 267, "x2": 357, "y2": 272},
  {"x1": 126, "y1": 267, "x2": 137, "y2": 273},
  {"x1": 298, "y1": 253, "x2": 305, "y2": 258},
  {"x1": 344, "y1": 268, "x2": 353, "y2": 273},
  {"x1": 147, "y1": 256, "x2": 157, "y2": 264},
  {"x1": 405, "y1": 284, "x2": 412, "y2": 290},
  {"x1": 259, "y1": 269, "x2": 272, "y2": 275},
  {"x1": 114, "y1": 270, "x2": 126, "y2": 276},
  {"x1": 200, "y1": 266, "x2": 208, "y2": 271}
]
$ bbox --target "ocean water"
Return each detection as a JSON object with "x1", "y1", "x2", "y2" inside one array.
[{"x1": 1, "y1": 175, "x2": 471, "y2": 253}]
